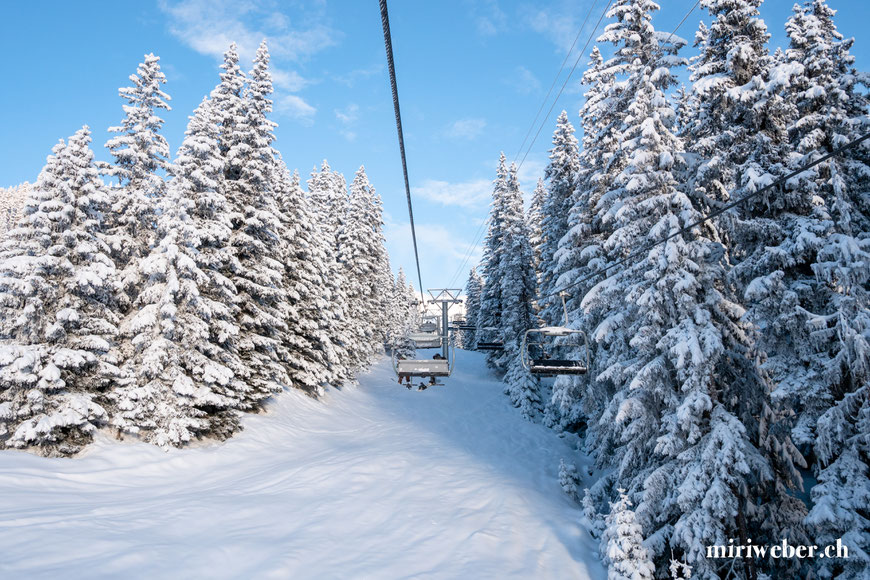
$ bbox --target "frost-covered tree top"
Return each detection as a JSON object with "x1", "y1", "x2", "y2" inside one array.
[
  {"x1": 686, "y1": 0, "x2": 772, "y2": 152},
  {"x1": 101, "y1": 53, "x2": 173, "y2": 283},
  {"x1": 528, "y1": 178, "x2": 546, "y2": 256},
  {"x1": 0, "y1": 127, "x2": 119, "y2": 456},
  {"x1": 463, "y1": 267, "x2": 483, "y2": 349},
  {"x1": 602, "y1": 491, "x2": 654, "y2": 580},
  {"x1": 104, "y1": 53, "x2": 171, "y2": 192},
  {"x1": 308, "y1": 160, "x2": 348, "y2": 246},
  {"x1": 538, "y1": 111, "x2": 580, "y2": 326},
  {"x1": 477, "y1": 153, "x2": 511, "y2": 355},
  {"x1": 339, "y1": 166, "x2": 393, "y2": 363},
  {"x1": 0, "y1": 183, "x2": 30, "y2": 235}
]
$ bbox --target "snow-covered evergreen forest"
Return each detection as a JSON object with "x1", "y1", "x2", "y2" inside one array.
[
  {"x1": 466, "y1": 1, "x2": 870, "y2": 578},
  {"x1": 0, "y1": 41, "x2": 417, "y2": 455},
  {"x1": 2, "y1": 0, "x2": 869, "y2": 578}
]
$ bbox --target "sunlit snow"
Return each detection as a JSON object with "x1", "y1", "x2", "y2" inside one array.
[{"x1": 0, "y1": 350, "x2": 603, "y2": 579}]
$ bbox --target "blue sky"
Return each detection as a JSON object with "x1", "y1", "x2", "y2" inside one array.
[{"x1": 2, "y1": 0, "x2": 868, "y2": 292}]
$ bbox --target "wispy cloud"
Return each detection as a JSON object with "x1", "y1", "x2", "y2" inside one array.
[
  {"x1": 333, "y1": 103, "x2": 359, "y2": 141},
  {"x1": 384, "y1": 219, "x2": 483, "y2": 286},
  {"x1": 335, "y1": 64, "x2": 383, "y2": 88},
  {"x1": 412, "y1": 178, "x2": 492, "y2": 209},
  {"x1": 271, "y1": 69, "x2": 310, "y2": 92},
  {"x1": 159, "y1": 0, "x2": 339, "y2": 61},
  {"x1": 443, "y1": 118, "x2": 486, "y2": 140},
  {"x1": 469, "y1": 0, "x2": 508, "y2": 37},
  {"x1": 158, "y1": 0, "x2": 339, "y2": 122},
  {"x1": 276, "y1": 95, "x2": 316, "y2": 124},
  {"x1": 513, "y1": 66, "x2": 541, "y2": 95},
  {"x1": 334, "y1": 103, "x2": 359, "y2": 124},
  {"x1": 522, "y1": 1, "x2": 593, "y2": 55}
]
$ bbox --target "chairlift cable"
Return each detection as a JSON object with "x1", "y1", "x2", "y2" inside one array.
[
  {"x1": 547, "y1": 130, "x2": 870, "y2": 299},
  {"x1": 379, "y1": 0, "x2": 425, "y2": 305}
]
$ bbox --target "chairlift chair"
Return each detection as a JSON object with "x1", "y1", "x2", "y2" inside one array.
[
  {"x1": 521, "y1": 326, "x2": 589, "y2": 376},
  {"x1": 409, "y1": 315, "x2": 441, "y2": 349},
  {"x1": 474, "y1": 326, "x2": 504, "y2": 351},
  {"x1": 393, "y1": 338, "x2": 455, "y2": 379},
  {"x1": 409, "y1": 332, "x2": 442, "y2": 349},
  {"x1": 521, "y1": 292, "x2": 589, "y2": 376}
]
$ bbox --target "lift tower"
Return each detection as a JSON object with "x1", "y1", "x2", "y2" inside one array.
[{"x1": 427, "y1": 289, "x2": 462, "y2": 359}]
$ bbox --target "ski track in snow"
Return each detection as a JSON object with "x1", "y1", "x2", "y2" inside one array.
[{"x1": 0, "y1": 350, "x2": 604, "y2": 579}]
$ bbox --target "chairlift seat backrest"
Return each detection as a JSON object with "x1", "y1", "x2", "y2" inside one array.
[
  {"x1": 529, "y1": 359, "x2": 587, "y2": 375},
  {"x1": 535, "y1": 326, "x2": 575, "y2": 337},
  {"x1": 396, "y1": 358, "x2": 450, "y2": 376}
]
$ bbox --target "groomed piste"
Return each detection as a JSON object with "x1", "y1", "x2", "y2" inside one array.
[{"x1": 0, "y1": 349, "x2": 603, "y2": 579}]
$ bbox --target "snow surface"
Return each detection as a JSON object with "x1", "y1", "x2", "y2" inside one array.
[{"x1": 0, "y1": 349, "x2": 603, "y2": 579}]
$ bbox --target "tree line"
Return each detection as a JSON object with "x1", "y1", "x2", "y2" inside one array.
[
  {"x1": 464, "y1": 1, "x2": 868, "y2": 578},
  {"x1": 0, "y1": 42, "x2": 418, "y2": 455}
]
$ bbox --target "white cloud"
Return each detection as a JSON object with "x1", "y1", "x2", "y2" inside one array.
[
  {"x1": 159, "y1": 0, "x2": 339, "y2": 123},
  {"x1": 160, "y1": 0, "x2": 339, "y2": 62},
  {"x1": 271, "y1": 69, "x2": 310, "y2": 92},
  {"x1": 411, "y1": 178, "x2": 492, "y2": 209},
  {"x1": 443, "y1": 118, "x2": 486, "y2": 140},
  {"x1": 513, "y1": 66, "x2": 541, "y2": 95},
  {"x1": 384, "y1": 220, "x2": 483, "y2": 288},
  {"x1": 469, "y1": 0, "x2": 508, "y2": 37},
  {"x1": 524, "y1": 1, "x2": 590, "y2": 55},
  {"x1": 335, "y1": 64, "x2": 383, "y2": 88},
  {"x1": 276, "y1": 95, "x2": 316, "y2": 124},
  {"x1": 334, "y1": 103, "x2": 359, "y2": 124},
  {"x1": 334, "y1": 104, "x2": 359, "y2": 141}
]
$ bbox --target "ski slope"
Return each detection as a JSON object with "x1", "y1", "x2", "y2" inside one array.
[{"x1": 0, "y1": 349, "x2": 604, "y2": 579}]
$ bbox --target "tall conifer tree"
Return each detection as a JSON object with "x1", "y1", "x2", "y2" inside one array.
[{"x1": 0, "y1": 128, "x2": 119, "y2": 455}]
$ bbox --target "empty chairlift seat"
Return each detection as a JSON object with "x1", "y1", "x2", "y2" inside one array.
[{"x1": 522, "y1": 326, "x2": 589, "y2": 376}]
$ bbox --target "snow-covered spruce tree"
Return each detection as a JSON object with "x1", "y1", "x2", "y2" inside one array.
[
  {"x1": 0, "y1": 183, "x2": 30, "y2": 235},
  {"x1": 528, "y1": 178, "x2": 546, "y2": 276},
  {"x1": 307, "y1": 161, "x2": 358, "y2": 379},
  {"x1": 390, "y1": 268, "x2": 417, "y2": 360},
  {"x1": 476, "y1": 153, "x2": 510, "y2": 368},
  {"x1": 246, "y1": 41, "x2": 339, "y2": 395},
  {"x1": 274, "y1": 167, "x2": 343, "y2": 392},
  {"x1": 338, "y1": 166, "x2": 392, "y2": 363},
  {"x1": 309, "y1": 160, "x2": 349, "y2": 241},
  {"x1": 538, "y1": 110, "x2": 580, "y2": 327},
  {"x1": 777, "y1": 3, "x2": 870, "y2": 577},
  {"x1": 545, "y1": 46, "x2": 616, "y2": 432},
  {"x1": 463, "y1": 267, "x2": 483, "y2": 349},
  {"x1": 558, "y1": 458, "x2": 581, "y2": 501},
  {"x1": 0, "y1": 128, "x2": 120, "y2": 455},
  {"x1": 101, "y1": 53, "x2": 171, "y2": 309},
  {"x1": 386, "y1": 267, "x2": 416, "y2": 349},
  {"x1": 499, "y1": 163, "x2": 541, "y2": 418},
  {"x1": 578, "y1": 1, "x2": 807, "y2": 576},
  {"x1": 602, "y1": 490, "x2": 654, "y2": 580},
  {"x1": 111, "y1": 96, "x2": 248, "y2": 446},
  {"x1": 211, "y1": 42, "x2": 291, "y2": 408}
]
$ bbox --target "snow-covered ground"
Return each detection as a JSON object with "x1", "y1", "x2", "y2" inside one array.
[{"x1": 0, "y1": 349, "x2": 603, "y2": 579}]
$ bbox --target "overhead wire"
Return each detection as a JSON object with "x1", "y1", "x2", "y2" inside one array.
[
  {"x1": 447, "y1": 0, "x2": 615, "y2": 289},
  {"x1": 512, "y1": 0, "x2": 600, "y2": 165},
  {"x1": 546, "y1": 130, "x2": 870, "y2": 299},
  {"x1": 451, "y1": 0, "x2": 702, "y2": 291},
  {"x1": 379, "y1": 0, "x2": 426, "y2": 305},
  {"x1": 515, "y1": 0, "x2": 614, "y2": 174}
]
